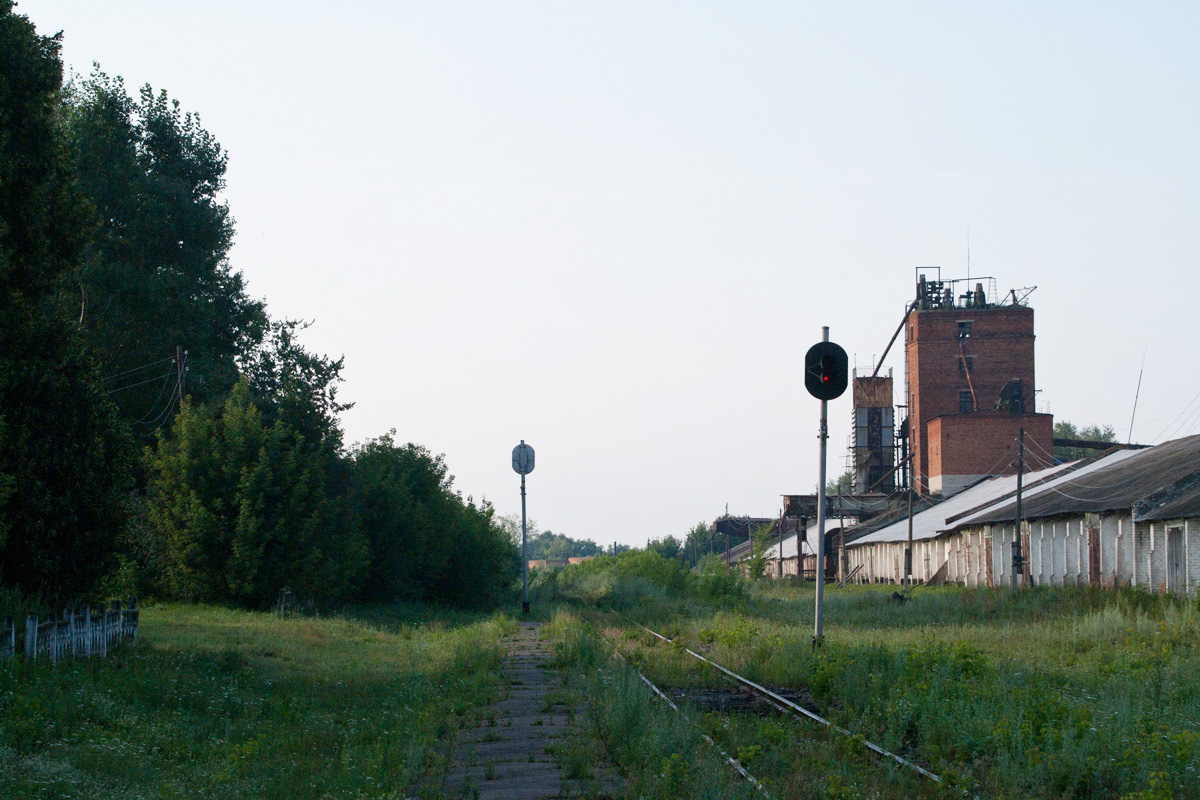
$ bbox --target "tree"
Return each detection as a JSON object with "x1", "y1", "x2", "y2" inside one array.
[
  {"x1": 825, "y1": 469, "x2": 853, "y2": 496},
  {"x1": 241, "y1": 318, "x2": 351, "y2": 448},
  {"x1": 683, "y1": 522, "x2": 715, "y2": 566},
  {"x1": 146, "y1": 380, "x2": 365, "y2": 605},
  {"x1": 0, "y1": 3, "x2": 132, "y2": 602},
  {"x1": 60, "y1": 69, "x2": 266, "y2": 432},
  {"x1": 1053, "y1": 420, "x2": 1117, "y2": 463},
  {"x1": 348, "y1": 433, "x2": 517, "y2": 607},
  {"x1": 741, "y1": 522, "x2": 776, "y2": 581},
  {"x1": 646, "y1": 535, "x2": 684, "y2": 563},
  {"x1": 526, "y1": 530, "x2": 602, "y2": 561}
]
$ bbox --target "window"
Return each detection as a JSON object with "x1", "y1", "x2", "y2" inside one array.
[
  {"x1": 958, "y1": 355, "x2": 974, "y2": 374},
  {"x1": 959, "y1": 390, "x2": 974, "y2": 413},
  {"x1": 957, "y1": 320, "x2": 972, "y2": 338}
]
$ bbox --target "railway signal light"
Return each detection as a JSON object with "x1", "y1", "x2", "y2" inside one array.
[{"x1": 804, "y1": 341, "x2": 848, "y2": 401}]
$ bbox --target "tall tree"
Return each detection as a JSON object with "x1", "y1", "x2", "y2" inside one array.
[
  {"x1": 61, "y1": 69, "x2": 266, "y2": 432},
  {"x1": 145, "y1": 380, "x2": 365, "y2": 605},
  {"x1": 349, "y1": 433, "x2": 517, "y2": 606},
  {"x1": 241, "y1": 318, "x2": 351, "y2": 449},
  {"x1": 0, "y1": 2, "x2": 131, "y2": 602}
]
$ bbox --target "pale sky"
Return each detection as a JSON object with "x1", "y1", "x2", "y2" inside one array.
[{"x1": 26, "y1": 1, "x2": 1200, "y2": 546}]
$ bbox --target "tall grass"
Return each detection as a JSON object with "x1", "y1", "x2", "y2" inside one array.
[
  {"x1": 621, "y1": 587, "x2": 1200, "y2": 799},
  {"x1": 0, "y1": 603, "x2": 516, "y2": 798},
  {"x1": 543, "y1": 610, "x2": 762, "y2": 800},
  {"x1": 559, "y1": 557, "x2": 1199, "y2": 800}
]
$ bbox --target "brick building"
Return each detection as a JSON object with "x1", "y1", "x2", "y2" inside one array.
[{"x1": 905, "y1": 275, "x2": 1054, "y2": 495}]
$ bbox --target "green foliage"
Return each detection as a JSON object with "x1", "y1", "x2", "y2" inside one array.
[
  {"x1": 646, "y1": 534, "x2": 684, "y2": 563},
  {"x1": 741, "y1": 522, "x2": 775, "y2": 581},
  {"x1": 0, "y1": 2, "x2": 93, "y2": 302},
  {"x1": 0, "y1": 603, "x2": 516, "y2": 798},
  {"x1": 695, "y1": 554, "x2": 747, "y2": 601},
  {"x1": 1054, "y1": 419, "x2": 1118, "y2": 462},
  {"x1": 683, "y1": 521, "x2": 715, "y2": 566},
  {"x1": 544, "y1": 611, "x2": 761, "y2": 800},
  {"x1": 241, "y1": 318, "x2": 348, "y2": 447},
  {"x1": 0, "y1": 7, "x2": 518, "y2": 612},
  {"x1": 610, "y1": 584, "x2": 1200, "y2": 799},
  {"x1": 527, "y1": 529, "x2": 602, "y2": 561},
  {"x1": 61, "y1": 68, "x2": 266, "y2": 421},
  {"x1": 348, "y1": 431, "x2": 517, "y2": 608},
  {"x1": 0, "y1": 4, "x2": 133, "y2": 603},
  {"x1": 145, "y1": 380, "x2": 366, "y2": 605},
  {"x1": 544, "y1": 550, "x2": 746, "y2": 608},
  {"x1": 826, "y1": 469, "x2": 853, "y2": 495}
]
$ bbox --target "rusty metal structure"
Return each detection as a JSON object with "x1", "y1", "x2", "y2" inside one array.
[{"x1": 852, "y1": 368, "x2": 896, "y2": 494}]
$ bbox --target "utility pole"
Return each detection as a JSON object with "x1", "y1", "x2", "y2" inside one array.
[
  {"x1": 1012, "y1": 428, "x2": 1024, "y2": 590},
  {"x1": 175, "y1": 345, "x2": 185, "y2": 399},
  {"x1": 905, "y1": 488, "x2": 914, "y2": 587},
  {"x1": 837, "y1": 486, "x2": 845, "y2": 585}
]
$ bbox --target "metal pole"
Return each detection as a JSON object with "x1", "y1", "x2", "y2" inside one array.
[
  {"x1": 838, "y1": 486, "x2": 845, "y2": 585},
  {"x1": 777, "y1": 509, "x2": 784, "y2": 579},
  {"x1": 815, "y1": 326, "x2": 829, "y2": 646},
  {"x1": 1012, "y1": 428, "x2": 1024, "y2": 590},
  {"x1": 521, "y1": 473, "x2": 529, "y2": 614},
  {"x1": 905, "y1": 489, "x2": 913, "y2": 587}
]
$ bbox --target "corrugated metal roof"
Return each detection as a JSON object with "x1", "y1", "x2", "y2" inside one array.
[
  {"x1": 848, "y1": 460, "x2": 1078, "y2": 546},
  {"x1": 1132, "y1": 468, "x2": 1200, "y2": 522},
  {"x1": 960, "y1": 435, "x2": 1200, "y2": 525},
  {"x1": 763, "y1": 533, "x2": 816, "y2": 560}
]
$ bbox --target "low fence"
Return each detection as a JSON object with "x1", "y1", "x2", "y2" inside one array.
[{"x1": 1, "y1": 598, "x2": 139, "y2": 664}]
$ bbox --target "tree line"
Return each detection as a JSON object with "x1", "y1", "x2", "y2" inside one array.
[{"x1": 0, "y1": 4, "x2": 517, "y2": 608}]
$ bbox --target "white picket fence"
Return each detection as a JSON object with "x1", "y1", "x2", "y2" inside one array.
[{"x1": 1, "y1": 598, "x2": 139, "y2": 664}]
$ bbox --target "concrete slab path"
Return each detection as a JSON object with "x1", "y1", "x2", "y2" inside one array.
[{"x1": 442, "y1": 621, "x2": 619, "y2": 799}]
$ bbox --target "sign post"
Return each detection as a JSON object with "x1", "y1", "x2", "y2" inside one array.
[
  {"x1": 804, "y1": 328, "x2": 848, "y2": 647},
  {"x1": 512, "y1": 441, "x2": 535, "y2": 614}
]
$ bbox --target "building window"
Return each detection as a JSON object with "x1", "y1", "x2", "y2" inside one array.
[
  {"x1": 959, "y1": 390, "x2": 973, "y2": 413},
  {"x1": 958, "y1": 320, "x2": 972, "y2": 338},
  {"x1": 958, "y1": 355, "x2": 974, "y2": 374}
]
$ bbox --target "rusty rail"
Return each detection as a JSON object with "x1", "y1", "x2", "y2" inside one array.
[{"x1": 625, "y1": 617, "x2": 968, "y2": 791}]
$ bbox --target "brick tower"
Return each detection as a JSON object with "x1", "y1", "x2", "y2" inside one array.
[{"x1": 905, "y1": 272, "x2": 1053, "y2": 496}]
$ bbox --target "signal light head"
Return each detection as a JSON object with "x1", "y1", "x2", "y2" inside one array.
[{"x1": 805, "y1": 342, "x2": 848, "y2": 400}]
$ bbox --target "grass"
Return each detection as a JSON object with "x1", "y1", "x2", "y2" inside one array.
[
  {"x1": 595, "y1": 581, "x2": 1200, "y2": 800},
  {"x1": 541, "y1": 608, "x2": 763, "y2": 800},
  {"x1": 0, "y1": 602, "x2": 516, "y2": 799}
]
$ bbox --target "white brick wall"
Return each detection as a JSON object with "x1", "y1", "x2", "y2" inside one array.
[{"x1": 1133, "y1": 522, "x2": 1152, "y2": 586}]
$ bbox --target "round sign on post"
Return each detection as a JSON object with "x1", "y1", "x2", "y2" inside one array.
[
  {"x1": 512, "y1": 442, "x2": 535, "y2": 475},
  {"x1": 513, "y1": 440, "x2": 534, "y2": 615}
]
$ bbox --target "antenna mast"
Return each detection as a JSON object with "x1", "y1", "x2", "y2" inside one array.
[{"x1": 1128, "y1": 345, "x2": 1147, "y2": 443}]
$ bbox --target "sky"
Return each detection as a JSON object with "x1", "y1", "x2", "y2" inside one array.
[{"x1": 24, "y1": 1, "x2": 1200, "y2": 547}]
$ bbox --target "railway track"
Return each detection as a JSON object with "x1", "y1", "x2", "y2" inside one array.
[{"x1": 616, "y1": 615, "x2": 975, "y2": 798}]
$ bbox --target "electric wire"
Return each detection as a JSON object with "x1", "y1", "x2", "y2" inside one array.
[
  {"x1": 1014, "y1": 437, "x2": 1145, "y2": 495},
  {"x1": 106, "y1": 369, "x2": 175, "y2": 394},
  {"x1": 1150, "y1": 389, "x2": 1200, "y2": 444},
  {"x1": 101, "y1": 356, "x2": 176, "y2": 384},
  {"x1": 134, "y1": 380, "x2": 180, "y2": 430},
  {"x1": 131, "y1": 370, "x2": 175, "y2": 424}
]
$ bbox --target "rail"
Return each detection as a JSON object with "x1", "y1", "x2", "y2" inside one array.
[
  {"x1": 625, "y1": 617, "x2": 970, "y2": 792},
  {"x1": 613, "y1": 648, "x2": 772, "y2": 797}
]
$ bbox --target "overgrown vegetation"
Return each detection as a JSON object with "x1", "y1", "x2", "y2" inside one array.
[
  {"x1": 543, "y1": 609, "x2": 762, "y2": 800},
  {"x1": 0, "y1": 4, "x2": 516, "y2": 609},
  {"x1": 0, "y1": 603, "x2": 516, "y2": 798},
  {"x1": 556, "y1": 563, "x2": 1200, "y2": 800}
]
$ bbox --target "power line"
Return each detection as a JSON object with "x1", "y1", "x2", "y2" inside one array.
[
  {"x1": 101, "y1": 356, "x2": 176, "y2": 384},
  {"x1": 107, "y1": 369, "x2": 175, "y2": 394}
]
